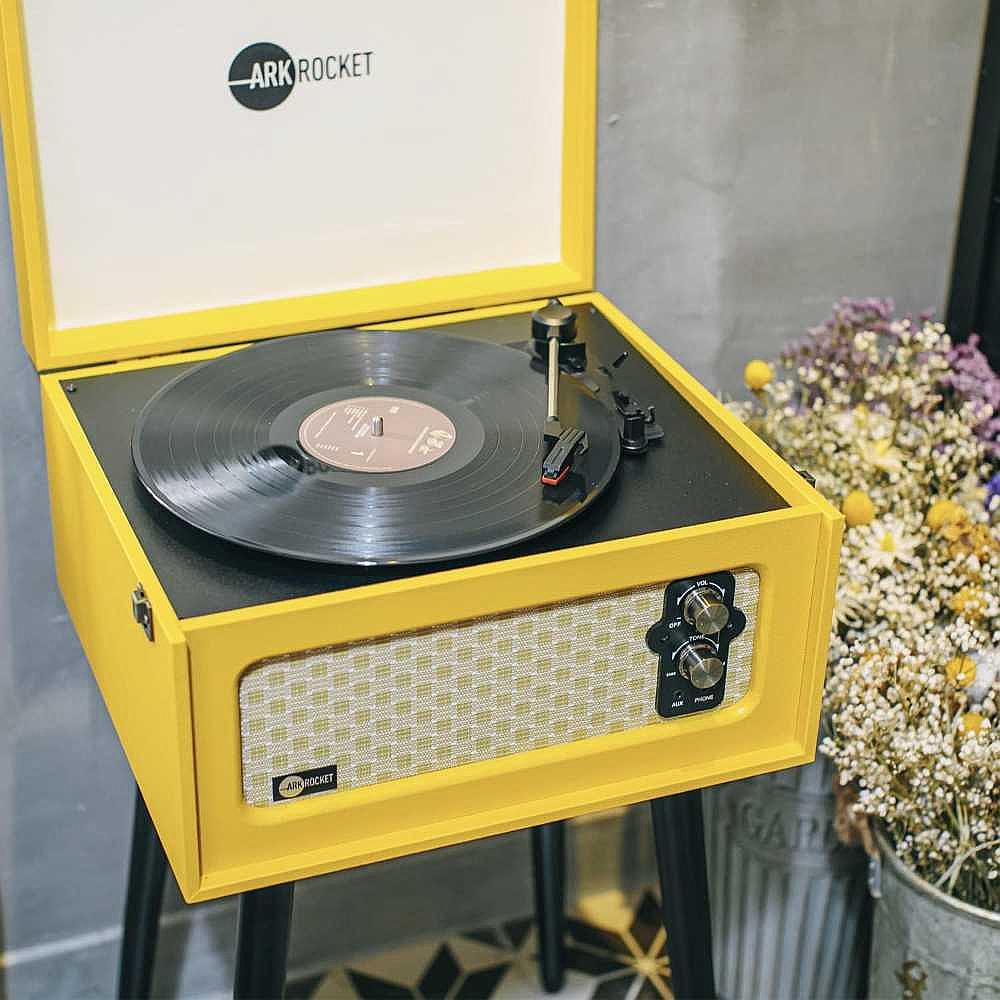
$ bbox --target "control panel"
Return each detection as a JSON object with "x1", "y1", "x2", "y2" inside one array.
[{"x1": 645, "y1": 571, "x2": 747, "y2": 718}]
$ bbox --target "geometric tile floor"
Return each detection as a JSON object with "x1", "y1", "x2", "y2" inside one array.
[{"x1": 286, "y1": 889, "x2": 673, "y2": 999}]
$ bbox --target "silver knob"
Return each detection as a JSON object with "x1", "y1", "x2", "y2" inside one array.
[
  {"x1": 683, "y1": 587, "x2": 730, "y2": 635},
  {"x1": 677, "y1": 642, "x2": 724, "y2": 690}
]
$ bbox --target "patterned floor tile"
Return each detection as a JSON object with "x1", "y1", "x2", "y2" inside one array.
[
  {"x1": 347, "y1": 939, "x2": 444, "y2": 984},
  {"x1": 312, "y1": 969, "x2": 364, "y2": 999},
  {"x1": 418, "y1": 944, "x2": 462, "y2": 999},
  {"x1": 285, "y1": 972, "x2": 328, "y2": 998},
  {"x1": 564, "y1": 944, "x2": 632, "y2": 978},
  {"x1": 349, "y1": 969, "x2": 415, "y2": 998},
  {"x1": 628, "y1": 893, "x2": 663, "y2": 954},
  {"x1": 448, "y1": 933, "x2": 519, "y2": 970},
  {"x1": 288, "y1": 888, "x2": 674, "y2": 1000},
  {"x1": 459, "y1": 928, "x2": 508, "y2": 951},
  {"x1": 453, "y1": 964, "x2": 510, "y2": 1000},
  {"x1": 566, "y1": 917, "x2": 632, "y2": 958}
]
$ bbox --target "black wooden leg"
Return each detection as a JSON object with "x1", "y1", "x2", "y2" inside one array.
[
  {"x1": 650, "y1": 790, "x2": 716, "y2": 1000},
  {"x1": 233, "y1": 883, "x2": 295, "y2": 999},
  {"x1": 531, "y1": 821, "x2": 566, "y2": 994},
  {"x1": 118, "y1": 784, "x2": 168, "y2": 1000}
]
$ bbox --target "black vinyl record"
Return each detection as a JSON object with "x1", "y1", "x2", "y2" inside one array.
[{"x1": 131, "y1": 328, "x2": 621, "y2": 565}]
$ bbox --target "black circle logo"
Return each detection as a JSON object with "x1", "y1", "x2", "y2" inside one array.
[{"x1": 229, "y1": 43, "x2": 296, "y2": 111}]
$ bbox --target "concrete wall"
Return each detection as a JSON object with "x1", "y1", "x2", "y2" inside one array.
[
  {"x1": 596, "y1": 0, "x2": 983, "y2": 389},
  {"x1": 0, "y1": 1, "x2": 986, "y2": 995}
]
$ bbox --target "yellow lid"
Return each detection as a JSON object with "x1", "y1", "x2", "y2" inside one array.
[{"x1": 0, "y1": 0, "x2": 596, "y2": 371}]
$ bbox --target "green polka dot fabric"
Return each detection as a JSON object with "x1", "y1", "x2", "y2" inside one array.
[{"x1": 239, "y1": 571, "x2": 759, "y2": 805}]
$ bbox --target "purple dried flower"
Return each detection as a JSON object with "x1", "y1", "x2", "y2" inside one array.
[
  {"x1": 943, "y1": 335, "x2": 1000, "y2": 459},
  {"x1": 986, "y1": 471, "x2": 1000, "y2": 515},
  {"x1": 760, "y1": 299, "x2": 999, "y2": 474},
  {"x1": 780, "y1": 297, "x2": 899, "y2": 406}
]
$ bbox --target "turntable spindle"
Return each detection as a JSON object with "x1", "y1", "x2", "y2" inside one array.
[{"x1": 372, "y1": 416, "x2": 384, "y2": 437}]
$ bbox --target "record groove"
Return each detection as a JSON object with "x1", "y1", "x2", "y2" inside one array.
[{"x1": 132, "y1": 328, "x2": 620, "y2": 565}]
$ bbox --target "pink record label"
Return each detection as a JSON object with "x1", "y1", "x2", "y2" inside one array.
[{"x1": 298, "y1": 396, "x2": 457, "y2": 472}]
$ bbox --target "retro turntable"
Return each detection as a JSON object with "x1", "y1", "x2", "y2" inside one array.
[
  {"x1": 43, "y1": 296, "x2": 840, "y2": 999},
  {"x1": 0, "y1": 1, "x2": 841, "y2": 997}
]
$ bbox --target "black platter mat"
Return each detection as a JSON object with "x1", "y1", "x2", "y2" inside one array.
[{"x1": 131, "y1": 328, "x2": 621, "y2": 565}]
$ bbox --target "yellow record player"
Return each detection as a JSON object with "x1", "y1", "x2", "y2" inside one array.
[{"x1": 0, "y1": 1, "x2": 841, "y2": 996}]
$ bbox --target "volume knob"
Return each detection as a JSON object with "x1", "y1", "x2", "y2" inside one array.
[
  {"x1": 677, "y1": 642, "x2": 724, "y2": 690},
  {"x1": 683, "y1": 587, "x2": 730, "y2": 635}
]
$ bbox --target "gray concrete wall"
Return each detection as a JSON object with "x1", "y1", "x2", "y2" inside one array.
[
  {"x1": 0, "y1": 1, "x2": 986, "y2": 995},
  {"x1": 596, "y1": 0, "x2": 984, "y2": 389}
]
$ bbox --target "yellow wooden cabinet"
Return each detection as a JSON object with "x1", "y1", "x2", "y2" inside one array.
[{"x1": 2, "y1": 0, "x2": 841, "y2": 905}]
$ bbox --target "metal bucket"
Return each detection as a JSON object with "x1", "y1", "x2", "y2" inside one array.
[
  {"x1": 704, "y1": 754, "x2": 871, "y2": 998},
  {"x1": 868, "y1": 827, "x2": 1000, "y2": 999}
]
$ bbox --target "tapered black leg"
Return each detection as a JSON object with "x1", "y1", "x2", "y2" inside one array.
[
  {"x1": 650, "y1": 791, "x2": 716, "y2": 1000},
  {"x1": 531, "y1": 821, "x2": 566, "y2": 993},
  {"x1": 118, "y1": 785, "x2": 168, "y2": 1000},
  {"x1": 233, "y1": 883, "x2": 295, "y2": 999}
]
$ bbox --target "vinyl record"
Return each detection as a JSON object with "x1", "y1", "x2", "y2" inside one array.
[{"x1": 131, "y1": 328, "x2": 621, "y2": 565}]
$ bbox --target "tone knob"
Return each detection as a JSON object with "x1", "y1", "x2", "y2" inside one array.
[
  {"x1": 677, "y1": 642, "x2": 724, "y2": 690},
  {"x1": 683, "y1": 587, "x2": 730, "y2": 635}
]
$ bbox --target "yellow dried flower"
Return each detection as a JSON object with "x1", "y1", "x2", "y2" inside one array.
[
  {"x1": 948, "y1": 522, "x2": 999, "y2": 560},
  {"x1": 743, "y1": 360, "x2": 773, "y2": 391},
  {"x1": 959, "y1": 711, "x2": 985, "y2": 736},
  {"x1": 949, "y1": 588, "x2": 986, "y2": 620},
  {"x1": 842, "y1": 490, "x2": 875, "y2": 527},
  {"x1": 926, "y1": 499, "x2": 965, "y2": 532},
  {"x1": 944, "y1": 655, "x2": 977, "y2": 687}
]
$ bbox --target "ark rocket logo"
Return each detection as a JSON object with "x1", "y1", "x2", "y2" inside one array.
[
  {"x1": 228, "y1": 41, "x2": 375, "y2": 111},
  {"x1": 229, "y1": 43, "x2": 296, "y2": 110},
  {"x1": 271, "y1": 764, "x2": 338, "y2": 802}
]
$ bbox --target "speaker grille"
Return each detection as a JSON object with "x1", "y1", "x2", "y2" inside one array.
[{"x1": 239, "y1": 570, "x2": 759, "y2": 805}]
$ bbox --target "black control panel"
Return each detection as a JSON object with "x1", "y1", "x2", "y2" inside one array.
[{"x1": 645, "y1": 572, "x2": 746, "y2": 719}]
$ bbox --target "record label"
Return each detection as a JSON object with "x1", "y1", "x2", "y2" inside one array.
[{"x1": 298, "y1": 396, "x2": 457, "y2": 472}]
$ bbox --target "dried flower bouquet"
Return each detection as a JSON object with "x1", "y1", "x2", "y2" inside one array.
[{"x1": 733, "y1": 299, "x2": 1000, "y2": 911}]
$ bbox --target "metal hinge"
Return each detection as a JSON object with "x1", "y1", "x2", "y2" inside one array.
[{"x1": 131, "y1": 584, "x2": 154, "y2": 642}]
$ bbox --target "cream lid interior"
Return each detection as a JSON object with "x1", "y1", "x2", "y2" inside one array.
[{"x1": 1, "y1": 0, "x2": 596, "y2": 368}]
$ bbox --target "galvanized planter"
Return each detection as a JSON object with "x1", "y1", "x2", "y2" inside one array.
[
  {"x1": 704, "y1": 753, "x2": 871, "y2": 999},
  {"x1": 869, "y1": 827, "x2": 1000, "y2": 999}
]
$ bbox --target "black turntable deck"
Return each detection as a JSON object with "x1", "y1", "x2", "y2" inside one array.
[{"x1": 62, "y1": 304, "x2": 786, "y2": 618}]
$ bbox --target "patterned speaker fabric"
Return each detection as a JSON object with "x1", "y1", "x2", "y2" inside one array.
[{"x1": 239, "y1": 570, "x2": 759, "y2": 805}]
